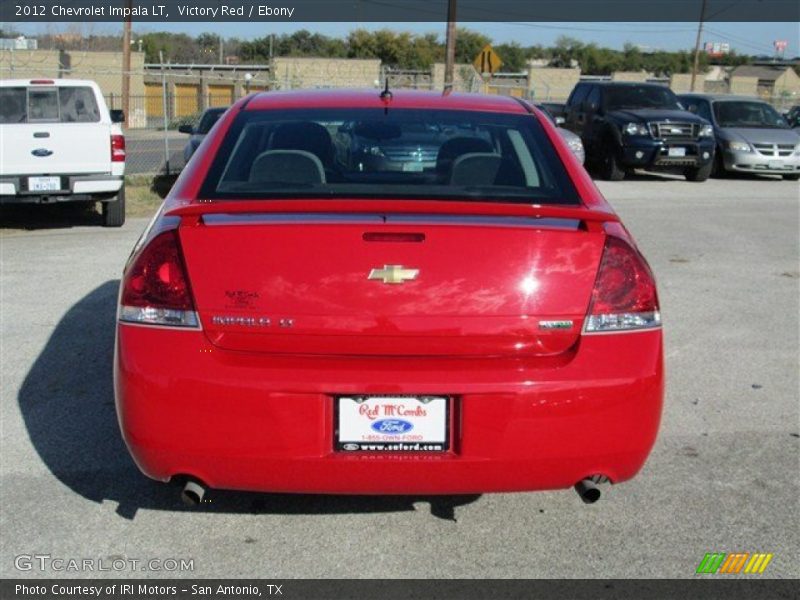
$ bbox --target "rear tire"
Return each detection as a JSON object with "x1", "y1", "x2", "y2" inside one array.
[
  {"x1": 102, "y1": 187, "x2": 126, "y2": 228},
  {"x1": 684, "y1": 162, "x2": 712, "y2": 182},
  {"x1": 598, "y1": 148, "x2": 626, "y2": 181},
  {"x1": 782, "y1": 174, "x2": 800, "y2": 181}
]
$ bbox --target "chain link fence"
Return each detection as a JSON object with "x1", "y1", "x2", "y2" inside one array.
[
  {"x1": 2, "y1": 60, "x2": 779, "y2": 175},
  {"x1": 113, "y1": 63, "x2": 491, "y2": 174},
  {"x1": 107, "y1": 92, "x2": 233, "y2": 175}
]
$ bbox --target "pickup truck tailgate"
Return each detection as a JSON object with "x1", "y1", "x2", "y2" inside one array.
[{"x1": 1, "y1": 122, "x2": 111, "y2": 175}]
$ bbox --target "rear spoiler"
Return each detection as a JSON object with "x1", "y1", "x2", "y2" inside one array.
[{"x1": 166, "y1": 200, "x2": 618, "y2": 230}]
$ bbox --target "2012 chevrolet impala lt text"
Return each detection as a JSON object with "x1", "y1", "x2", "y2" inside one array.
[{"x1": 114, "y1": 89, "x2": 664, "y2": 504}]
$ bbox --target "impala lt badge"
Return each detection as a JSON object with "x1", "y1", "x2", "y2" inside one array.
[
  {"x1": 368, "y1": 265, "x2": 419, "y2": 284},
  {"x1": 211, "y1": 315, "x2": 293, "y2": 328},
  {"x1": 539, "y1": 320, "x2": 574, "y2": 330}
]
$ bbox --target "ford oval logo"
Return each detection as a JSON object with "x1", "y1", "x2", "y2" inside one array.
[
  {"x1": 31, "y1": 148, "x2": 53, "y2": 157},
  {"x1": 371, "y1": 419, "x2": 414, "y2": 434}
]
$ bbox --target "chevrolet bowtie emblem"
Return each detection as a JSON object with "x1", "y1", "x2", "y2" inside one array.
[{"x1": 368, "y1": 265, "x2": 420, "y2": 284}]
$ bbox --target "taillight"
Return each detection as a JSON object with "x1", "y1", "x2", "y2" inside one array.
[
  {"x1": 119, "y1": 230, "x2": 198, "y2": 327},
  {"x1": 584, "y1": 236, "x2": 661, "y2": 333},
  {"x1": 111, "y1": 134, "x2": 126, "y2": 162}
]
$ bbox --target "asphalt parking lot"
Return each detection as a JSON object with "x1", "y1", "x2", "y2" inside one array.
[{"x1": 0, "y1": 174, "x2": 798, "y2": 579}]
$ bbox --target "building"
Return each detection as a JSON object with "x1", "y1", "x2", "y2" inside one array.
[
  {"x1": 730, "y1": 65, "x2": 800, "y2": 99},
  {"x1": 0, "y1": 36, "x2": 37, "y2": 51}
]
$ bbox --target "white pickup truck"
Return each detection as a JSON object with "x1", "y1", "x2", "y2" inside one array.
[{"x1": 0, "y1": 79, "x2": 126, "y2": 226}]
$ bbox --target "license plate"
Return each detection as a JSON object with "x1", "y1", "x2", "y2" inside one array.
[
  {"x1": 28, "y1": 176, "x2": 61, "y2": 192},
  {"x1": 668, "y1": 147, "x2": 686, "y2": 157},
  {"x1": 336, "y1": 396, "x2": 449, "y2": 452},
  {"x1": 768, "y1": 160, "x2": 785, "y2": 170}
]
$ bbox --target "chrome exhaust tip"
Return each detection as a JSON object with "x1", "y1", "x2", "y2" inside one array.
[
  {"x1": 181, "y1": 480, "x2": 207, "y2": 507},
  {"x1": 574, "y1": 475, "x2": 608, "y2": 504}
]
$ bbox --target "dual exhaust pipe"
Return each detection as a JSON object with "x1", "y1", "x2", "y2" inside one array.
[{"x1": 181, "y1": 476, "x2": 609, "y2": 506}]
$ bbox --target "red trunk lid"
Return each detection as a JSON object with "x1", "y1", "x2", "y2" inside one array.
[{"x1": 178, "y1": 213, "x2": 605, "y2": 357}]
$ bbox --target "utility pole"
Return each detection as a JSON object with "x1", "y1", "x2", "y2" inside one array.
[
  {"x1": 443, "y1": 0, "x2": 457, "y2": 91},
  {"x1": 690, "y1": 0, "x2": 707, "y2": 92},
  {"x1": 159, "y1": 50, "x2": 170, "y2": 175},
  {"x1": 121, "y1": 0, "x2": 132, "y2": 127},
  {"x1": 219, "y1": 36, "x2": 224, "y2": 63}
]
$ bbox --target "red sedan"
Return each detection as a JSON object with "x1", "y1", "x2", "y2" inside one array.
[{"x1": 115, "y1": 90, "x2": 663, "y2": 505}]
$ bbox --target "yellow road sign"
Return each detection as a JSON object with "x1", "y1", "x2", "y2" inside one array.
[{"x1": 473, "y1": 44, "x2": 503, "y2": 75}]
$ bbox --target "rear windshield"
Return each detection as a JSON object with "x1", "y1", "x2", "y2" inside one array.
[
  {"x1": 0, "y1": 86, "x2": 101, "y2": 124},
  {"x1": 604, "y1": 86, "x2": 681, "y2": 111},
  {"x1": 713, "y1": 101, "x2": 789, "y2": 129},
  {"x1": 199, "y1": 108, "x2": 580, "y2": 205}
]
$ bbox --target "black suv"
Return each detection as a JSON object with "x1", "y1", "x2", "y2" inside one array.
[{"x1": 563, "y1": 82, "x2": 715, "y2": 181}]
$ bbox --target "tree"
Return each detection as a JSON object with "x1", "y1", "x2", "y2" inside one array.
[
  {"x1": 621, "y1": 43, "x2": 644, "y2": 72},
  {"x1": 196, "y1": 32, "x2": 221, "y2": 63},
  {"x1": 549, "y1": 36, "x2": 584, "y2": 68},
  {"x1": 347, "y1": 29, "x2": 379, "y2": 59},
  {"x1": 453, "y1": 28, "x2": 491, "y2": 64},
  {"x1": 141, "y1": 32, "x2": 199, "y2": 63},
  {"x1": 410, "y1": 33, "x2": 444, "y2": 69},
  {"x1": 51, "y1": 27, "x2": 761, "y2": 77},
  {"x1": 494, "y1": 42, "x2": 528, "y2": 72}
]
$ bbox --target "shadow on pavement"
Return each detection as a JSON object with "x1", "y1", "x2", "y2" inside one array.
[
  {"x1": 18, "y1": 281, "x2": 479, "y2": 521},
  {"x1": 0, "y1": 203, "x2": 103, "y2": 230}
]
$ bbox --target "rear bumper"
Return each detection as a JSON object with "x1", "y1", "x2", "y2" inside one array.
[
  {"x1": 115, "y1": 325, "x2": 664, "y2": 495},
  {"x1": 723, "y1": 150, "x2": 800, "y2": 174},
  {"x1": 619, "y1": 138, "x2": 715, "y2": 170},
  {"x1": 0, "y1": 173, "x2": 123, "y2": 203}
]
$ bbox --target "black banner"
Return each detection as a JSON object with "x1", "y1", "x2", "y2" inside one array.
[
  {"x1": 2, "y1": 579, "x2": 799, "y2": 600},
  {"x1": 1, "y1": 0, "x2": 799, "y2": 23}
]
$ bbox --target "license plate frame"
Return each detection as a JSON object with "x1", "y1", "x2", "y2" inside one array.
[
  {"x1": 335, "y1": 395, "x2": 450, "y2": 453},
  {"x1": 768, "y1": 160, "x2": 785, "y2": 170},
  {"x1": 667, "y1": 147, "x2": 687, "y2": 158},
  {"x1": 28, "y1": 176, "x2": 62, "y2": 192}
]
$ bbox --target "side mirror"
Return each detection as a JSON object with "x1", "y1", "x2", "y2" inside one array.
[
  {"x1": 178, "y1": 124, "x2": 194, "y2": 134},
  {"x1": 110, "y1": 109, "x2": 125, "y2": 124}
]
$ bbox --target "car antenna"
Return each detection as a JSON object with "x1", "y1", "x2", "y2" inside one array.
[{"x1": 380, "y1": 79, "x2": 393, "y2": 101}]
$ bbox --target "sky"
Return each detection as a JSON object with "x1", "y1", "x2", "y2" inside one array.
[{"x1": 10, "y1": 21, "x2": 800, "y2": 57}]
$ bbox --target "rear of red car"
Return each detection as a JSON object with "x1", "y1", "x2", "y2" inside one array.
[{"x1": 114, "y1": 90, "x2": 663, "y2": 500}]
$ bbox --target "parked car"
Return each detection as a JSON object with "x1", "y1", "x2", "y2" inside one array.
[
  {"x1": 0, "y1": 78, "x2": 126, "y2": 226},
  {"x1": 563, "y1": 82, "x2": 715, "y2": 181},
  {"x1": 679, "y1": 94, "x2": 800, "y2": 181},
  {"x1": 178, "y1": 106, "x2": 227, "y2": 162},
  {"x1": 115, "y1": 90, "x2": 663, "y2": 505},
  {"x1": 539, "y1": 102, "x2": 567, "y2": 123},
  {"x1": 783, "y1": 105, "x2": 800, "y2": 128},
  {"x1": 536, "y1": 103, "x2": 585, "y2": 163}
]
